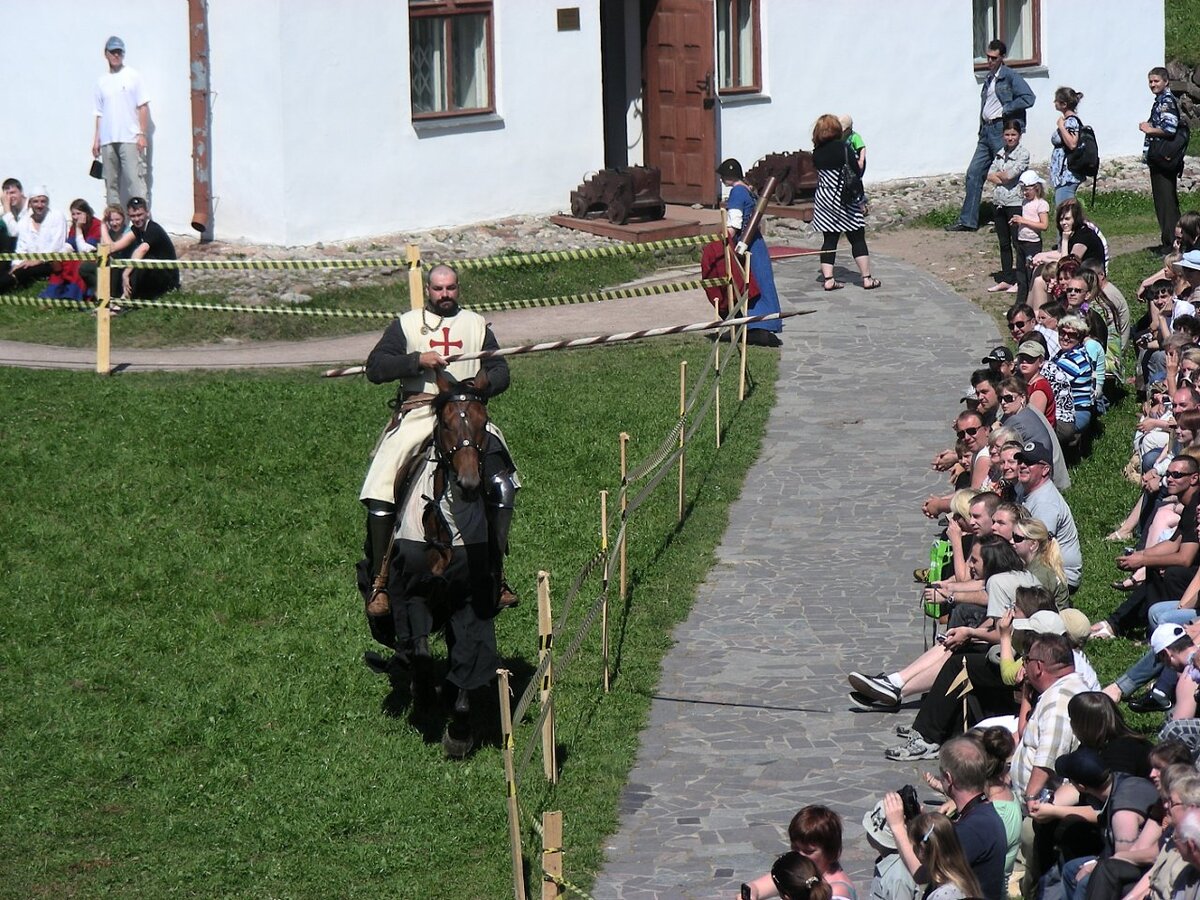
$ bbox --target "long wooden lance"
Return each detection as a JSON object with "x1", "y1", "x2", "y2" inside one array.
[{"x1": 321, "y1": 309, "x2": 812, "y2": 378}]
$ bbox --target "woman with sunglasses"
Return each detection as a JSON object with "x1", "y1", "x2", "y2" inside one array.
[
  {"x1": 1053, "y1": 314, "x2": 1098, "y2": 434},
  {"x1": 1012, "y1": 516, "x2": 1069, "y2": 609}
]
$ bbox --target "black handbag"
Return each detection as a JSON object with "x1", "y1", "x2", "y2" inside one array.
[
  {"x1": 839, "y1": 142, "x2": 864, "y2": 207},
  {"x1": 1148, "y1": 122, "x2": 1190, "y2": 171}
]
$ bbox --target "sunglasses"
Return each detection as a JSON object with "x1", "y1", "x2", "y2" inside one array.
[
  {"x1": 1011, "y1": 533, "x2": 1028, "y2": 544},
  {"x1": 956, "y1": 426, "x2": 982, "y2": 439},
  {"x1": 1166, "y1": 470, "x2": 1196, "y2": 479},
  {"x1": 1001, "y1": 394, "x2": 1019, "y2": 403},
  {"x1": 1065, "y1": 287, "x2": 1086, "y2": 294},
  {"x1": 986, "y1": 54, "x2": 1002, "y2": 61},
  {"x1": 1009, "y1": 321, "x2": 1029, "y2": 330},
  {"x1": 1059, "y1": 330, "x2": 1081, "y2": 337}
]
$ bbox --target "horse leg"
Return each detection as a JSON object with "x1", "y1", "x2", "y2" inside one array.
[{"x1": 406, "y1": 594, "x2": 438, "y2": 708}]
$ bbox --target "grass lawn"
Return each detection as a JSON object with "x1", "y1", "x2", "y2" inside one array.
[
  {"x1": 0, "y1": 338, "x2": 777, "y2": 898},
  {"x1": 0, "y1": 249, "x2": 699, "y2": 349}
]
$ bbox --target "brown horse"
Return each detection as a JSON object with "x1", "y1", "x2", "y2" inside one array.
[{"x1": 365, "y1": 369, "x2": 499, "y2": 758}]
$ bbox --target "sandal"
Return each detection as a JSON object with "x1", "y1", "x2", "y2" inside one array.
[
  {"x1": 1105, "y1": 529, "x2": 1134, "y2": 542},
  {"x1": 823, "y1": 277, "x2": 844, "y2": 291},
  {"x1": 862, "y1": 276, "x2": 882, "y2": 290},
  {"x1": 1110, "y1": 577, "x2": 1140, "y2": 592}
]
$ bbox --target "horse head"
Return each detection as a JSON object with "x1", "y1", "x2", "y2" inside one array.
[{"x1": 432, "y1": 368, "x2": 489, "y2": 498}]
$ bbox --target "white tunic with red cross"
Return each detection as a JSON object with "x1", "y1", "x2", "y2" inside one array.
[{"x1": 359, "y1": 308, "x2": 488, "y2": 504}]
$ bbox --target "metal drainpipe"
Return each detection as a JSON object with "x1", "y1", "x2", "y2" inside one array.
[{"x1": 189, "y1": 0, "x2": 213, "y2": 238}]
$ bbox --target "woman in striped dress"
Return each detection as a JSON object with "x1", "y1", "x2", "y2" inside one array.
[{"x1": 811, "y1": 113, "x2": 880, "y2": 291}]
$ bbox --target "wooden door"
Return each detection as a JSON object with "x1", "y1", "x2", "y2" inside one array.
[{"x1": 644, "y1": 0, "x2": 717, "y2": 205}]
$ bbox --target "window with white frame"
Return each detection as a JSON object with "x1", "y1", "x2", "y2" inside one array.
[
  {"x1": 717, "y1": 0, "x2": 760, "y2": 93},
  {"x1": 973, "y1": 0, "x2": 1041, "y2": 68},
  {"x1": 409, "y1": 1, "x2": 494, "y2": 118}
]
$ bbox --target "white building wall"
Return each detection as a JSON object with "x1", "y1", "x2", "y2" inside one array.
[
  {"x1": 1, "y1": 2, "x2": 192, "y2": 233},
  {"x1": 3, "y1": 1, "x2": 605, "y2": 246},
  {"x1": 718, "y1": 0, "x2": 1164, "y2": 185}
]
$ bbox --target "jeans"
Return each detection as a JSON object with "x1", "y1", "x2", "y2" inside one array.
[
  {"x1": 958, "y1": 121, "x2": 1006, "y2": 229},
  {"x1": 1062, "y1": 855, "x2": 1096, "y2": 900},
  {"x1": 994, "y1": 204, "x2": 1021, "y2": 281},
  {"x1": 1074, "y1": 407, "x2": 1093, "y2": 433},
  {"x1": 1055, "y1": 182, "x2": 1080, "y2": 205}
]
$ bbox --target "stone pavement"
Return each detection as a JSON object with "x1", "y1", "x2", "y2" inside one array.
[{"x1": 594, "y1": 253, "x2": 1001, "y2": 898}]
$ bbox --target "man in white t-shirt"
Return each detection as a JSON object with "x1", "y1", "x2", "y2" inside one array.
[
  {"x1": 92, "y1": 36, "x2": 150, "y2": 208},
  {"x1": 0, "y1": 186, "x2": 67, "y2": 293}
]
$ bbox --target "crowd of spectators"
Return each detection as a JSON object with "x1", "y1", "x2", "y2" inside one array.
[{"x1": 738, "y1": 186, "x2": 1200, "y2": 897}]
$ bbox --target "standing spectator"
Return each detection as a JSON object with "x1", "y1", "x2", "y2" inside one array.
[
  {"x1": 0, "y1": 186, "x2": 67, "y2": 294},
  {"x1": 717, "y1": 158, "x2": 783, "y2": 347},
  {"x1": 1142, "y1": 66, "x2": 1184, "y2": 254},
  {"x1": 985, "y1": 120, "x2": 1029, "y2": 293},
  {"x1": 1009, "y1": 170, "x2": 1049, "y2": 304},
  {"x1": 811, "y1": 114, "x2": 880, "y2": 291},
  {"x1": 122, "y1": 197, "x2": 179, "y2": 300},
  {"x1": 92, "y1": 36, "x2": 150, "y2": 208},
  {"x1": 945, "y1": 40, "x2": 1035, "y2": 233},
  {"x1": 1049, "y1": 87, "x2": 1085, "y2": 204}
]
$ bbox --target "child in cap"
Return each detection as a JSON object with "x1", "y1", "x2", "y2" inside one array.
[{"x1": 1009, "y1": 170, "x2": 1049, "y2": 304}]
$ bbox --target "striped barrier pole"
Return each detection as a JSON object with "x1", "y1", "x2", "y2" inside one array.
[
  {"x1": 497, "y1": 668, "x2": 527, "y2": 900},
  {"x1": 542, "y1": 811, "x2": 563, "y2": 900},
  {"x1": 95, "y1": 246, "x2": 111, "y2": 374},
  {"x1": 537, "y1": 571, "x2": 557, "y2": 784},
  {"x1": 599, "y1": 490, "x2": 610, "y2": 694}
]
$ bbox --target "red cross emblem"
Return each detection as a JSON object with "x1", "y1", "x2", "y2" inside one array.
[{"x1": 429, "y1": 327, "x2": 463, "y2": 355}]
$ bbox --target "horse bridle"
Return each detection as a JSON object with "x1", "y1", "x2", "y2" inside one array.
[{"x1": 433, "y1": 392, "x2": 487, "y2": 463}]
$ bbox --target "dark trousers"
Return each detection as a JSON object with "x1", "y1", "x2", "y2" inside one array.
[
  {"x1": 128, "y1": 268, "x2": 180, "y2": 300},
  {"x1": 913, "y1": 650, "x2": 1017, "y2": 744},
  {"x1": 994, "y1": 204, "x2": 1021, "y2": 282},
  {"x1": 819, "y1": 228, "x2": 868, "y2": 266},
  {"x1": 78, "y1": 261, "x2": 123, "y2": 300},
  {"x1": 1083, "y1": 856, "x2": 1147, "y2": 900},
  {"x1": 1150, "y1": 164, "x2": 1181, "y2": 249},
  {"x1": 1015, "y1": 237, "x2": 1042, "y2": 307},
  {"x1": 1108, "y1": 564, "x2": 1197, "y2": 635},
  {"x1": 0, "y1": 261, "x2": 52, "y2": 294}
]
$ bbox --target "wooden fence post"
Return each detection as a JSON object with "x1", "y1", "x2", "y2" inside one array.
[
  {"x1": 714, "y1": 336, "x2": 722, "y2": 449},
  {"x1": 618, "y1": 431, "x2": 629, "y2": 605},
  {"x1": 497, "y1": 669, "x2": 527, "y2": 900},
  {"x1": 600, "y1": 489, "x2": 610, "y2": 693},
  {"x1": 407, "y1": 243, "x2": 423, "y2": 311},
  {"x1": 541, "y1": 810, "x2": 563, "y2": 900},
  {"x1": 537, "y1": 571, "x2": 557, "y2": 783},
  {"x1": 95, "y1": 246, "x2": 111, "y2": 375},
  {"x1": 677, "y1": 360, "x2": 687, "y2": 523}
]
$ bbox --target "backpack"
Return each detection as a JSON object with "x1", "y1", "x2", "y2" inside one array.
[{"x1": 1066, "y1": 119, "x2": 1100, "y2": 204}]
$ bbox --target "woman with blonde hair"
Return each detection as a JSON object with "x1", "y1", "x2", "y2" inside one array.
[
  {"x1": 811, "y1": 113, "x2": 879, "y2": 291},
  {"x1": 907, "y1": 813, "x2": 983, "y2": 899},
  {"x1": 1012, "y1": 516, "x2": 1069, "y2": 608}
]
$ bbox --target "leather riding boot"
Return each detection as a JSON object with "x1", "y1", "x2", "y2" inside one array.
[
  {"x1": 485, "y1": 505, "x2": 518, "y2": 609},
  {"x1": 365, "y1": 505, "x2": 395, "y2": 615}
]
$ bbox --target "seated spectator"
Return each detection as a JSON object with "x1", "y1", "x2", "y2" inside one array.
[
  {"x1": 122, "y1": 196, "x2": 179, "y2": 300},
  {"x1": 79, "y1": 203, "x2": 138, "y2": 302},
  {"x1": 1114, "y1": 752, "x2": 1200, "y2": 900},
  {"x1": 762, "y1": 853, "x2": 832, "y2": 900},
  {"x1": 1, "y1": 177, "x2": 28, "y2": 246},
  {"x1": 861, "y1": 797, "x2": 921, "y2": 900},
  {"x1": 1017, "y1": 336, "x2": 1076, "y2": 443},
  {"x1": 1013, "y1": 441, "x2": 1083, "y2": 589},
  {"x1": 0, "y1": 185, "x2": 68, "y2": 294},
  {"x1": 1054, "y1": 315, "x2": 1098, "y2": 436},
  {"x1": 1041, "y1": 746, "x2": 1161, "y2": 900},
  {"x1": 741, "y1": 806, "x2": 856, "y2": 899},
  {"x1": 41, "y1": 199, "x2": 101, "y2": 301},
  {"x1": 996, "y1": 375, "x2": 1069, "y2": 489},
  {"x1": 883, "y1": 735, "x2": 1007, "y2": 900},
  {"x1": 906, "y1": 813, "x2": 984, "y2": 899},
  {"x1": 1080, "y1": 257, "x2": 1132, "y2": 350},
  {"x1": 1154, "y1": 623, "x2": 1200, "y2": 756},
  {"x1": 920, "y1": 410, "x2": 991, "y2": 519},
  {"x1": 850, "y1": 536, "x2": 1036, "y2": 712},
  {"x1": 1035, "y1": 300, "x2": 1065, "y2": 357},
  {"x1": 1031, "y1": 198, "x2": 1109, "y2": 272},
  {"x1": 1099, "y1": 454, "x2": 1200, "y2": 639},
  {"x1": 1006, "y1": 303, "x2": 1037, "y2": 345},
  {"x1": 1068, "y1": 692, "x2": 1154, "y2": 778},
  {"x1": 1012, "y1": 516, "x2": 1071, "y2": 609}
]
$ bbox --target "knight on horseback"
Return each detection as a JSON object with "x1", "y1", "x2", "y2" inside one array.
[{"x1": 358, "y1": 263, "x2": 519, "y2": 615}]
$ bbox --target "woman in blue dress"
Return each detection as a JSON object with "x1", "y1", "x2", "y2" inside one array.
[{"x1": 717, "y1": 158, "x2": 783, "y2": 347}]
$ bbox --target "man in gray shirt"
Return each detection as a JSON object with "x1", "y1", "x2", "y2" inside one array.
[{"x1": 1015, "y1": 441, "x2": 1082, "y2": 588}]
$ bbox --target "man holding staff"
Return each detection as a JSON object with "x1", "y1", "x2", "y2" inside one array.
[{"x1": 358, "y1": 264, "x2": 518, "y2": 611}]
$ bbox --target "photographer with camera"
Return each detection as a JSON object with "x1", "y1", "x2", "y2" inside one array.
[{"x1": 883, "y1": 734, "x2": 1007, "y2": 900}]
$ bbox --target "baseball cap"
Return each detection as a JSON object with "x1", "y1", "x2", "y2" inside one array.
[
  {"x1": 961, "y1": 386, "x2": 979, "y2": 403},
  {"x1": 1016, "y1": 340, "x2": 1046, "y2": 360},
  {"x1": 1019, "y1": 170, "x2": 1045, "y2": 186},
  {"x1": 1177, "y1": 250, "x2": 1200, "y2": 271},
  {"x1": 1014, "y1": 441, "x2": 1052, "y2": 467},
  {"x1": 1059, "y1": 609, "x2": 1092, "y2": 644},
  {"x1": 982, "y1": 346, "x2": 1014, "y2": 365},
  {"x1": 1013, "y1": 610, "x2": 1066, "y2": 636},
  {"x1": 105, "y1": 36, "x2": 125, "y2": 53},
  {"x1": 1152, "y1": 622, "x2": 1189, "y2": 655}
]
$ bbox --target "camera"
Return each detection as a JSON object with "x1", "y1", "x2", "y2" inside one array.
[{"x1": 898, "y1": 784, "x2": 922, "y2": 820}]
